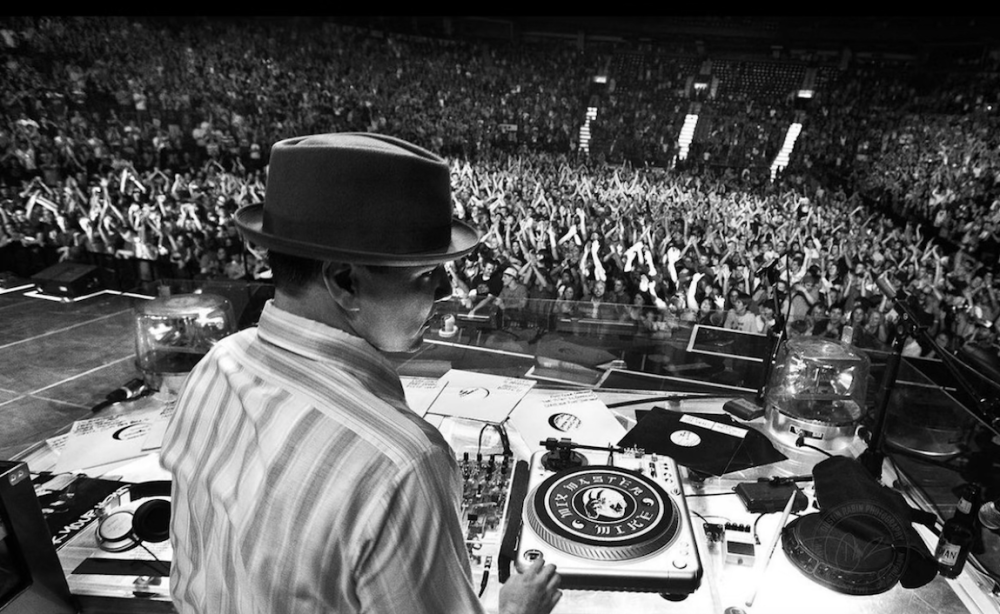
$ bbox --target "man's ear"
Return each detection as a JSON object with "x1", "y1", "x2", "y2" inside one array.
[{"x1": 322, "y1": 262, "x2": 360, "y2": 312}]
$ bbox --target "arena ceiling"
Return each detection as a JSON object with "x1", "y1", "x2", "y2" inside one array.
[
  {"x1": 193, "y1": 16, "x2": 1000, "y2": 58},
  {"x1": 471, "y1": 15, "x2": 1000, "y2": 46}
]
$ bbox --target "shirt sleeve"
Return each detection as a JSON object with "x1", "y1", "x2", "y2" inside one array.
[{"x1": 354, "y1": 448, "x2": 487, "y2": 614}]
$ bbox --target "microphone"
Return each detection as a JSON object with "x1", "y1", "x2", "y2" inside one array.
[
  {"x1": 980, "y1": 497, "x2": 1000, "y2": 531},
  {"x1": 91, "y1": 378, "x2": 150, "y2": 413},
  {"x1": 874, "y1": 271, "x2": 937, "y2": 330},
  {"x1": 874, "y1": 271, "x2": 902, "y2": 300},
  {"x1": 754, "y1": 250, "x2": 788, "y2": 279},
  {"x1": 107, "y1": 377, "x2": 149, "y2": 403},
  {"x1": 754, "y1": 260, "x2": 778, "y2": 278}
]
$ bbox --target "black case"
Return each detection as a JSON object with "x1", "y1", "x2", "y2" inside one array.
[{"x1": 734, "y1": 482, "x2": 808, "y2": 514}]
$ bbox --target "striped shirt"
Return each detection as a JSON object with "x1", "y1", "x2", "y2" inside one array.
[{"x1": 161, "y1": 301, "x2": 485, "y2": 614}]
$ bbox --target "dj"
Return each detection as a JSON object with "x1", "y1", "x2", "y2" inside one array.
[{"x1": 161, "y1": 133, "x2": 561, "y2": 614}]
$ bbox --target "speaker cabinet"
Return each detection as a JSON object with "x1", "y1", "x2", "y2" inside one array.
[{"x1": 31, "y1": 262, "x2": 101, "y2": 299}]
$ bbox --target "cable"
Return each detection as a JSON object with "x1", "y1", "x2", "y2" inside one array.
[
  {"x1": 795, "y1": 435, "x2": 833, "y2": 457},
  {"x1": 605, "y1": 395, "x2": 732, "y2": 409},
  {"x1": 690, "y1": 510, "x2": 731, "y2": 524},
  {"x1": 477, "y1": 423, "x2": 512, "y2": 458},
  {"x1": 967, "y1": 556, "x2": 1000, "y2": 586},
  {"x1": 885, "y1": 452, "x2": 947, "y2": 521},
  {"x1": 782, "y1": 250, "x2": 793, "y2": 340},
  {"x1": 752, "y1": 513, "x2": 765, "y2": 545},
  {"x1": 478, "y1": 556, "x2": 492, "y2": 597},
  {"x1": 883, "y1": 441, "x2": 967, "y2": 474},
  {"x1": 137, "y1": 543, "x2": 171, "y2": 577}
]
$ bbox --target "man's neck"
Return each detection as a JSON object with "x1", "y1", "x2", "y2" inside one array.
[{"x1": 273, "y1": 286, "x2": 353, "y2": 335}]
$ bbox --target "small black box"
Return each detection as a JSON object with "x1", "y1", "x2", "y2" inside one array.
[
  {"x1": 735, "y1": 482, "x2": 808, "y2": 514},
  {"x1": 31, "y1": 262, "x2": 101, "y2": 298},
  {"x1": 723, "y1": 397, "x2": 765, "y2": 421}
]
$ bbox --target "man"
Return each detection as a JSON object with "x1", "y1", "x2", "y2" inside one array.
[
  {"x1": 724, "y1": 291, "x2": 757, "y2": 332},
  {"x1": 607, "y1": 276, "x2": 630, "y2": 306},
  {"x1": 788, "y1": 274, "x2": 820, "y2": 322},
  {"x1": 755, "y1": 303, "x2": 776, "y2": 335},
  {"x1": 468, "y1": 256, "x2": 504, "y2": 317},
  {"x1": 581, "y1": 278, "x2": 618, "y2": 320},
  {"x1": 496, "y1": 265, "x2": 529, "y2": 328},
  {"x1": 161, "y1": 133, "x2": 561, "y2": 614},
  {"x1": 817, "y1": 303, "x2": 846, "y2": 339}
]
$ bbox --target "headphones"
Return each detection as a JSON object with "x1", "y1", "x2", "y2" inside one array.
[{"x1": 95, "y1": 481, "x2": 172, "y2": 553}]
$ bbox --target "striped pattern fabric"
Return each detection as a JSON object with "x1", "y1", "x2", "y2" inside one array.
[{"x1": 161, "y1": 301, "x2": 485, "y2": 614}]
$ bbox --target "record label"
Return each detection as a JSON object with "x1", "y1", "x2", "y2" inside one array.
[
  {"x1": 548, "y1": 412, "x2": 582, "y2": 432},
  {"x1": 670, "y1": 429, "x2": 701, "y2": 447}
]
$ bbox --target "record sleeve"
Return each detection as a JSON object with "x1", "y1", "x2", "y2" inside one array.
[
  {"x1": 507, "y1": 389, "x2": 627, "y2": 450},
  {"x1": 618, "y1": 408, "x2": 786, "y2": 476}
]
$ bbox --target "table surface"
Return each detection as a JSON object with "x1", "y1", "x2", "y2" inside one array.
[{"x1": 19, "y1": 387, "x2": 1000, "y2": 614}]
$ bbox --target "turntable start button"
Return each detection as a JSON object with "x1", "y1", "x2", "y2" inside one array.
[
  {"x1": 523, "y1": 550, "x2": 543, "y2": 562},
  {"x1": 672, "y1": 557, "x2": 688, "y2": 569}
]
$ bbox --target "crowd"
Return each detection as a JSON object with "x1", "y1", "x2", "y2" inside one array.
[
  {"x1": 443, "y1": 151, "x2": 999, "y2": 362},
  {"x1": 0, "y1": 16, "x2": 998, "y2": 365}
]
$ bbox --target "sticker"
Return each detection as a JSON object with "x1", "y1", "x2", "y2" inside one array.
[
  {"x1": 670, "y1": 429, "x2": 702, "y2": 447},
  {"x1": 680, "y1": 414, "x2": 747, "y2": 439},
  {"x1": 456, "y1": 387, "x2": 489, "y2": 399},
  {"x1": 548, "y1": 412, "x2": 582, "y2": 432}
]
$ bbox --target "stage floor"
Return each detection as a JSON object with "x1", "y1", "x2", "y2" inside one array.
[{"x1": 0, "y1": 285, "x2": 140, "y2": 460}]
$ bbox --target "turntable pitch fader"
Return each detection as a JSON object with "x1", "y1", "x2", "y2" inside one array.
[{"x1": 511, "y1": 438, "x2": 702, "y2": 596}]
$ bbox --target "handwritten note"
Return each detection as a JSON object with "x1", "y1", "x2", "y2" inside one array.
[
  {"x1": 401, "y1": 376, "x2": 447, "y2": 416},
  {"x1": 50, "y1": 405, "x2": 175, "y2": 474},
  {"x1": 681, "y1": 413, "x2": 747, "y2": 439}
]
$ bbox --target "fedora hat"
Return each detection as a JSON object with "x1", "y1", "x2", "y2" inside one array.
[
  {"x1": 234, "y1": 133, "x2": 480, "y2": 266},
  {"x1": 781, "y1": 457, "x2": 936, "y2": 595}
]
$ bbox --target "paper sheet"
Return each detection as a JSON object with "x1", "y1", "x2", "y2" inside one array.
[
  {"x1": 507, "y1": 389, "x2": 627, "y2": 451},
  {"x1": 140, "y1": 405, "x2": 176, "y2": 451},
  {"x1": 50, "y1": 407, "x2": 174, "y2": 474},
  {"x1": 424, "y1": 369, "x2": 535, "y2": 423},
  {"x1": 401, "y1": 375, "x2": 447, "y2": 415}
]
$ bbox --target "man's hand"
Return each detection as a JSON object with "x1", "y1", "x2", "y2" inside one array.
[{"x1": 499, "y1": 557, "x2": 562, "y2": 614}]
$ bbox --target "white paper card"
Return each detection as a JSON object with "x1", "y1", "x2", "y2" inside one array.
[
  {"x1": 401, "y1": 376, "x2": 447, "y2": 416},
  {"x1": 680, "y1": 414, "x2": 747, "y2": 439},
  {"x1": 424, "y1": 369, "x2": 535, "y2": 423},
  {"x1": 508, "y1": 389, "x2": 627, "y2": 451}
]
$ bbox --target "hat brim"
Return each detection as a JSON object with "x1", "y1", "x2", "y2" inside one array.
[
  {"x1": 235, "y1": 203, "x2": 481, "y2": 266},
  {"x1": 782, "y1": 512, "x2": 907, "y2": 596}
]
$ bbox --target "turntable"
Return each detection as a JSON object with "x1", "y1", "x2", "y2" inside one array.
[{"x1": 512, "y1": 439, "x2": 702, "y2": 596}]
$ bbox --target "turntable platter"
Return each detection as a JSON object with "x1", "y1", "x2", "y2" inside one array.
[{"x1": 526, "y1": 466, "x2": 680, "y2": 561}]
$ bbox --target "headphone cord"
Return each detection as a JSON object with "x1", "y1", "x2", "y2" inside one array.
[{"x1": 136, "y1": 543, "x2": 171, "y2": 577}]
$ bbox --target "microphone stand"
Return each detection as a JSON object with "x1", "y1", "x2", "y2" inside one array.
[
  {"x1": 858, "y1": 310, "x2": 915, "y2": 480},
  {"x1": 858, "y1": 284, "x2": 1000, "y2": 481},
  {"x1": 755, "y1": 288, "x2": 786, "y2": 407},
  {"x1": 754, "y1": 262, "x2": 788, "y2": 407}
]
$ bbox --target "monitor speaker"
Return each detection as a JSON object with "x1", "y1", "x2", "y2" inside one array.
[{"x1": 31, "y1": 262, "x2": 101, "y2": 299}]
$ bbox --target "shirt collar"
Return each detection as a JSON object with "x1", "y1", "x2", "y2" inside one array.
[{"x1": 255, "y1": 300, "x2": 405, "y2": 400}]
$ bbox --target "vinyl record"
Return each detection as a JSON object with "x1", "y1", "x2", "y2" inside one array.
[{"x1": 525, "y1": 465, "x2": 679, "y2": 561}]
